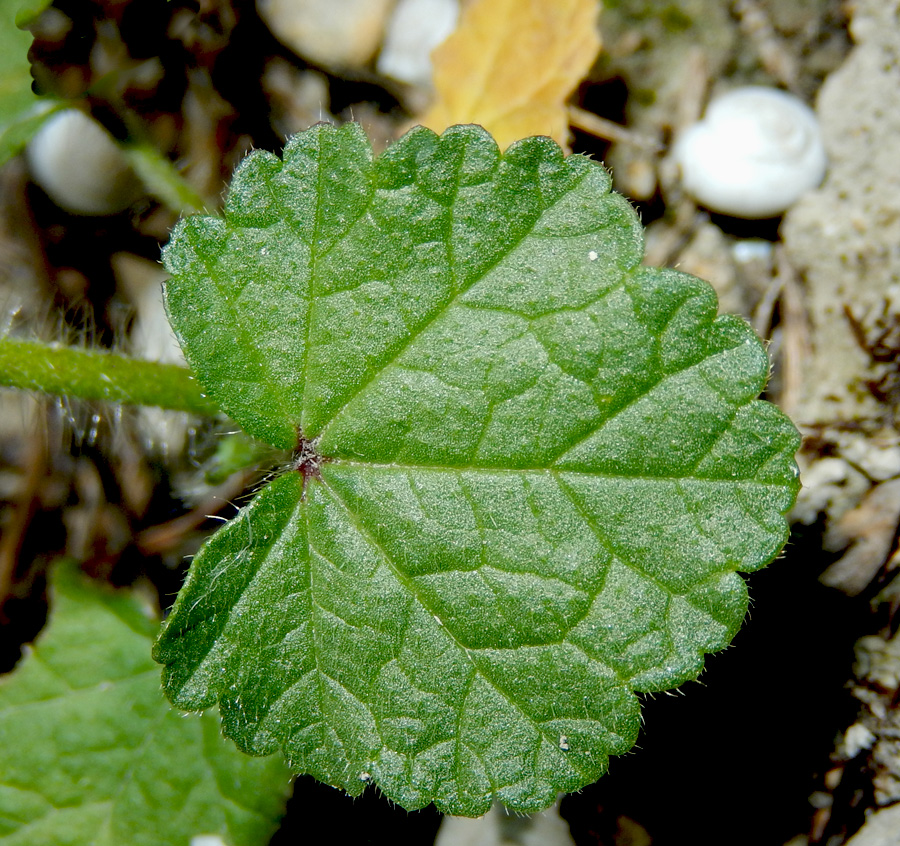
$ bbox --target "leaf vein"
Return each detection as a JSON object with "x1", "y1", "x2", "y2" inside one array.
[
  {"x1": 316, "y1": 164, "x2": 594, "y2": 439},
  {"x1": 550, "y1": 342, "x2": 751, "y2": 465},
  {"x1": 320, "y1": 473, "x2": 577, "y2": 788}
]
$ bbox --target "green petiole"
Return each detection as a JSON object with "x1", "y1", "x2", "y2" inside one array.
[{"x1": 0, "y1": 337, "x2": 219, "y2": 416}]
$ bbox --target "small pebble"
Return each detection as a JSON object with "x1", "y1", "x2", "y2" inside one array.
[
  {"x1": 377, "y1": 0, "x2": 459, "y2": 88},
  {"x1": 257, "y1": 0, "x2": 395, "y2": 70},
  {"x1": 673, "y1": 86, "x2": 827, "y2": 218},
  {"x1": 27, "y1": 109, "x2": 141, "y2": 216}
]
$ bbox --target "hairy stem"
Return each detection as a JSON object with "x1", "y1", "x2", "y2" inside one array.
[{"x1": 0, "y1": 338, "x2": 220, "y2": 415}]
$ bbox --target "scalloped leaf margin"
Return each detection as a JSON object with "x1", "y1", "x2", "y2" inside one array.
[{"x1": 155, "y1": 122, "x2": 800, "y2": 817}]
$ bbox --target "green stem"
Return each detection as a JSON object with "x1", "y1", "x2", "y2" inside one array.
[{"x1": 0, "y1": 338, "x2": 220, "y2": 416}]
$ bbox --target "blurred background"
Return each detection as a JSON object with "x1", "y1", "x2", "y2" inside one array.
[{"x1": 3, "y1": 1, "x2": 900, "y2": 844}]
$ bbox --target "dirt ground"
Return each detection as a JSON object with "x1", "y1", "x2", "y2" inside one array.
[{"x1": 3, "y1": 1, "x2": 900, "y2": 844}]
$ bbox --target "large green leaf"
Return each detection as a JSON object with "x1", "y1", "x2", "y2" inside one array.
[
  {"x1": 156, "y1": 122, "x2": 799, "y2": 816},
  {"x1": 0, "y1": 563, "x2": 291, "y2": 846}
]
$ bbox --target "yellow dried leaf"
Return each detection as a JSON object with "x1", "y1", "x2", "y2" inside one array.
[{"x1": 419, "y1": 0, "x2": 601, "y2": 152}]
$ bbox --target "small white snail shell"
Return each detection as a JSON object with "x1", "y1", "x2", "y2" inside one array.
[
  {"x1": 26, "y1": 109, "x2": 141, "y2": 216},
  {"x1": 672, "y1": 86, "x2": 827, "y2": 219}
]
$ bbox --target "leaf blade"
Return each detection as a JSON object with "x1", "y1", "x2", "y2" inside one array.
[{"x1": 158, "y1": 123, "x2": 800, "y2": 815}]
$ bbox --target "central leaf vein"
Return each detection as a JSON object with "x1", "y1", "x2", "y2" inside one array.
[
  {"x1": 299, "y1": 134, "x2": 328, "y2": 429},
  {"x1": 328, "y1": 458, "x2": 779, "y2": 484}
]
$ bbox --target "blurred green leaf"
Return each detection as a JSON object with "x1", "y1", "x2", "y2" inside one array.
[
  {"x1": 0, "y1": 1, "x2": 57, "y2": 167},
  {"x1": 14, "y1": 0, "x2": 53, "y2": 27},
  {"x1": 124, "y1": 141, "x2": 209, "y2": 215},
  {"x1": 0, "y1": 562, "x2": 292, "y2": 846}
]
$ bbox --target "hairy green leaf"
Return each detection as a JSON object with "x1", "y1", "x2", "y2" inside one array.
[
  {"x1": 0, "y1": 563, "x2": 291, "y2": 846},
  {"x1": 156, "y1": 122, "x2": 799, "y2": 816}
]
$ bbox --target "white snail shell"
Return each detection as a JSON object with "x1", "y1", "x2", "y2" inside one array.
[
  {"x1": 672, "y1": 86, "x2": 827, "y2": 219},
  {"x1": 26, "y1": 109, "x2": 141, "y2": 216}
]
